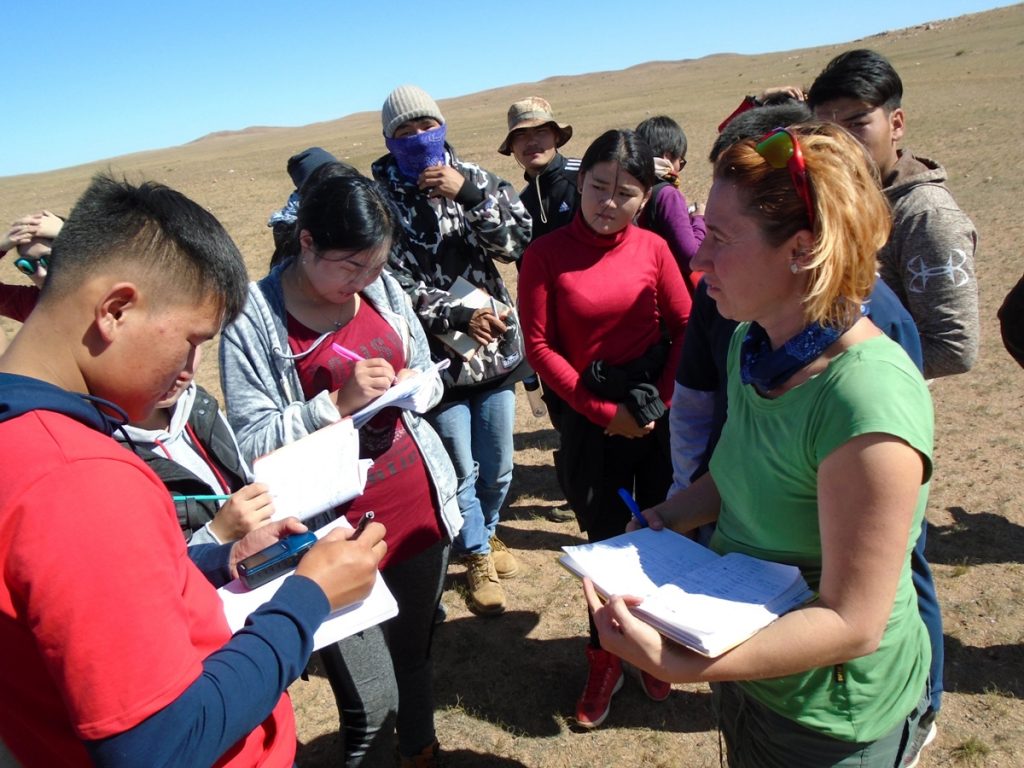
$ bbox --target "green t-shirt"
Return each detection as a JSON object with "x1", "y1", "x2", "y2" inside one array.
[{"x1": 709, "y1": 325, "x2": 933, "y2": 742}]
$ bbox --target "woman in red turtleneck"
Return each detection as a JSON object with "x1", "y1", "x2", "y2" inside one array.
[{"x1": 518, "y1": 129, "x2": 691, "y2": 728}]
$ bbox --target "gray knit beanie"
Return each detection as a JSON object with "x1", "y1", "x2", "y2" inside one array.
[{"x1": 381, "y1": 85, "x2": 446, "y2": 138}]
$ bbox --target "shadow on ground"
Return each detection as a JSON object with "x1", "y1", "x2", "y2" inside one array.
[
  {"x1": 505, "y1": 464, "x2": 566, "y2": 509},
  {"x1": 928, "y1": 506, "x2": 1024, "y2": 566},
  {"x1": 494, "y1": 522, "x2": 584, "y2": 553},
  {"x1": 513, "y1": 428, "x2": 560, "y2": 453},
  {"x1": 430, "y1": 610, "x2": 715, "y2": 738},
  {"x1": 944, "y1": 634, "x2": 1024, "y2": 698},
  {"x1": 297, "y1": 736, "x2": 532, "y2": 768}
]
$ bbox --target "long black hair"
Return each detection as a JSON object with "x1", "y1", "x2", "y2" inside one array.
[
  {"x1": 296, "y1": 174, "x2": 401, "y2": 262},
  {"x1": 579, "y1": 129, "x2": 656, "y2": 190}
]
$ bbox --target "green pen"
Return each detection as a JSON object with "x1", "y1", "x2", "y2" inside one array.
[{"x1": 171, "y1": 494, "x2": 232, "y2": 502}]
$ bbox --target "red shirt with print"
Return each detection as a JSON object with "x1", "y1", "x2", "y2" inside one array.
[{"x1": 288, "y1": 301, "x2": 441, "y2": 568}]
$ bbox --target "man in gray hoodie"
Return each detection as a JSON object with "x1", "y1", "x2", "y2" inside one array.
[{"x1": 808, "y1": 48, "x2": 979, "y2": 380}]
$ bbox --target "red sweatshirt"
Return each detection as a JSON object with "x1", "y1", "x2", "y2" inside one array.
[{"x1": 519, "y1": 214, "x2": 691, "y2": 427}]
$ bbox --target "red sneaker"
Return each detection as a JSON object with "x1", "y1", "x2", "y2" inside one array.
[
  {"x1": 575, "y1": 647, "x2": 624, "y2": 728},
  {"x1": 639, "y1": 670, "x2": 672, "y2": 702}
]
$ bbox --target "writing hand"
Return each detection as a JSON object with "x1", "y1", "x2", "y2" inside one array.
[
  {"x1": 333, "y1": 358, "x2": 396, "y2": 416},
  {"x1": 295, "y1": 522, "x2": 387, "y2": 610},
  {"x1": 210, "y1": 482, "x2": 275, "y2": 542},
  {"x1": 467, "y1": 308, "x2": 508, "y2": 345}
]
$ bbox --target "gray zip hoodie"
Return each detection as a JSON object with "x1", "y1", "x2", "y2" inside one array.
[
  {"x1": 879, "y1": 150, "x2": 979, "y2": 378},
  {"x1": 218, "y1": 263, "x2": 462, "y2": 541}
]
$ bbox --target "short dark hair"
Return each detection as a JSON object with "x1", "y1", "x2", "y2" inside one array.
[
  {"x1": 297, "y1": 175, "x2": 401, "y2": 261},
  {"x1": 710, "y1": 102, "x2": 813, "y2": 162},
  {"x1": 635, "y1": 116, "x2": 687, "y2": 161},
  {"x1": 269, "y1": 161, "x2": 365, "y2": 271},
  {"x1": 579, "y1": 129, "x2": 656, "y2": 191},
  {"x1": 43, "y1": 174, "x2": 248, "y2": 321},
  {"x1": 807, "y1": 49, "x2": 903, "y2": 112}
]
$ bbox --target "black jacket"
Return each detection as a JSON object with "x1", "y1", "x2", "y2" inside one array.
[
  {"x1": 124, "y1": 386, "x2": 249, "y2": 541},
  {"x1": 520, "y1": 152, "x2": 580, "y2": 249}
]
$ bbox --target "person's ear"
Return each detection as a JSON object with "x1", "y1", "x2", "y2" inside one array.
[
  {"x1": 577, "y1": 171, "x2": 587, "y2": 195},
  {"x1": 298, "y1": 229, "x2": 316, "y2": 257},
  {"x1": 95, "y1": 282, "x2": 140, "y2": 343},
  {"x1": 791, "y1": 231, "x2": 815, "y2": 269},
  {"x1": 637, "y1": 188, "x2": 653, "y2": 217},
  {"x1": 299, "y1": 230, "x2": 317, "y2": 260},
  {"x1": 889, "y1": 107, "x2": 906, "y2": 143}
]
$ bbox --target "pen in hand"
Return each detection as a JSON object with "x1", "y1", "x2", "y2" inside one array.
[
  {"x1": 617, "y1": 488, "x2": 647, "y2": 529},
  {"x1": 352, "y1": 510, "x2": 376, "y2": 538},
  {"x1": 332, "y1": 343, "x2": 365, "y2": 363}
]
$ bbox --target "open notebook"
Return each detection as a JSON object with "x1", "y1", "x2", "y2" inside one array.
[
  {"x1": 560, "y1": 527, "x2": 813, "y2": 657},
  {"x1": 252, "y1": 419, "x2": 371, "y2": 522},
  {"x1": 218, "y1": 517, "x2": 397, "y2": 650}
]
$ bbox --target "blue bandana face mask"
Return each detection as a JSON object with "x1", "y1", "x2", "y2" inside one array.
[{"x1": 385, "y1": 124, "x2": 447, "y2": 181}]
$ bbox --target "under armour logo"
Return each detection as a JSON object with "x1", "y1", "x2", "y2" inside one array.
[{"x1": 907, "y1": 249, "x2": 972, "y2": 293}]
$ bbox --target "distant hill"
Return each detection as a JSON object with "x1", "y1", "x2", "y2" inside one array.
[{"x1": 187, "y1": 126, "x2": 286, "y2": 144}]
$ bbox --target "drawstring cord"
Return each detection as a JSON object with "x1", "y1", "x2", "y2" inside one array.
[
  {"x1": 184, "y1": 422, "x2": 231, "y2": 494},
  {"x1": 533, "y1": 173, "x2": 548, "y2": 225}
]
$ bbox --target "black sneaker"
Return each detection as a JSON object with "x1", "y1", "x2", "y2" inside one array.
[{"x1": 546, "y1": 506, "x2": 575, "y2": 523}]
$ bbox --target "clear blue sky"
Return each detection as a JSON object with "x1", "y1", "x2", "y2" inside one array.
[{"x1": 3, "y1": 0, "x2": 1012, "y2": 177}]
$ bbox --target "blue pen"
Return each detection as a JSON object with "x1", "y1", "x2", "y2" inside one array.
[{"x1": 617, "y1": 488, "x2": 647, "y2": 528}]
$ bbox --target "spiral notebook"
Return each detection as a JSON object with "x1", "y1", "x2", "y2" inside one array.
[{"x1": 560, "y1": 527, "x2": 813, "y2": 657}]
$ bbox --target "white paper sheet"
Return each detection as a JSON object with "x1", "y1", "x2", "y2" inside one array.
[
  {"x1": 253, "y1": 419, "x2": 371, "y2": 522},
  {"x1": 218, "y1": 517, "x2": 397, "y2": 650},
  {"x1": 350, "y1": 359, "x2": 450, "y2": 429}
]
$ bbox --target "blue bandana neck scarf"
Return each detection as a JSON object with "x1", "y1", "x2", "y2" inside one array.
[
  {"x1": 740, "y1": 321, "x2": 845, "y2": 395},
  {"x1": 385, "y1": 124, "x2": 448, "y2": 181}
]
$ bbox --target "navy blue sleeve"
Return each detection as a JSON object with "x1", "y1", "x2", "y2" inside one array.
[
  {"x1": 865, "y1": 278, "x2": 925, "y2": 373},
  {"x1": 84, "y1": 575, "x2": 329, "y2": 768},
  {"x1": 186, "y1": 541, "x2": 234, "y2": 587}
]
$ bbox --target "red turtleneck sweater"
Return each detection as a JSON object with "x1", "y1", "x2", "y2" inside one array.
[{"x1": 518, "y1": 214, "x2": 691, "y2": 427}]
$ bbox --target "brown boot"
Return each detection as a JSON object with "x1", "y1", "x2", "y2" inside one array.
[
  {"x1": 398, "y1": 739, "x2": 441, "y2": 768},
  {"x1": 489, "y1": 535, "x2": 520, "y2": 578},
  {"x1": 463, "y1": 553, "x2": 506, "y2": 615}
]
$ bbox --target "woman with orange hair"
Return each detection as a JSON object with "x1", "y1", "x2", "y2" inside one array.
[{"x1": 587, "y1": 123, "x2": 933, "y2": 767}]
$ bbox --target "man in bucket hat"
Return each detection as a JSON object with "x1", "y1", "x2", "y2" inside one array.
[
  {"x1": 499, "y1": 97, "x2": 580, "y2": 524},
  {"x1": 499, "y1": 97, "x2": 579, "y2": 243}
]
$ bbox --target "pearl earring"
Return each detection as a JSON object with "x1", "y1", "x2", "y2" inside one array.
[{"x1": 790, "y1": 262, "x2": 799, "y2": 274}]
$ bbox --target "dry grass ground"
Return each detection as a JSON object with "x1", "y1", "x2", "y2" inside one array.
[{"x1": 2, "y1": 5, "x2": 1023, "y2": 766}]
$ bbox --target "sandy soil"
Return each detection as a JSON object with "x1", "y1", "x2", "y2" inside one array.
[{"x1": 1, "y1": 5, "x2": 1022, "y2": 766}]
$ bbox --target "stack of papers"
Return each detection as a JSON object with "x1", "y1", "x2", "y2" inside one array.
[
  {"x1": 218, "y1": 517, "x2": 397, "y2": 650},
  {"x1": 560, "y1": 527, "x2": 813, "y2": 657},
  {"x1": 253, "y1": 419, "x2": 370, "y2": 522}
]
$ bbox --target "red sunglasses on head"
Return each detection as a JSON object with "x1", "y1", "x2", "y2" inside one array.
[{"x1": 754, "y1": 127, "x2": 816, "y2": 229}]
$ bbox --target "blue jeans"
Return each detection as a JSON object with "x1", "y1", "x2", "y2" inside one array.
[
  {"x1": 426, "y1": 384, "x2": 515, "y2": 557},
  {"x1": 912, "y1": 518, "x2": 944, "y2": 714}
]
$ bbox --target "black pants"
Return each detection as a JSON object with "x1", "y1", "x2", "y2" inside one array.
[{"x1": 558, "y1": 410, "x2": 672, "y2": 646}]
